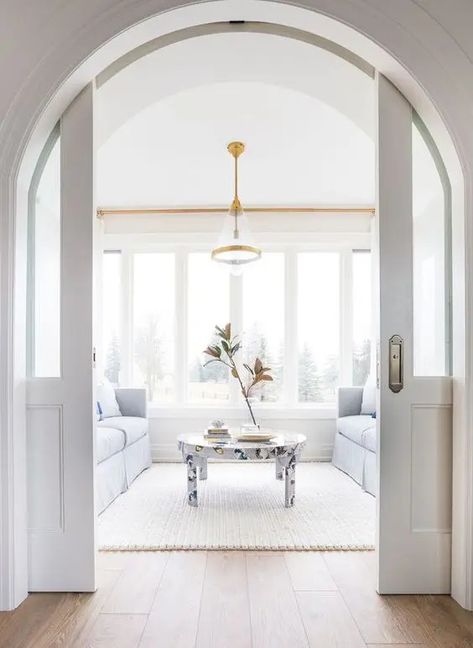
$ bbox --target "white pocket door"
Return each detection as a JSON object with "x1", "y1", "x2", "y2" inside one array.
[
  {"x1": 26, "y1": 84, "x2": 96, "y2": 591},
  {"x1": 376, "y1": 74, "x2": 452, "y2": 594}
]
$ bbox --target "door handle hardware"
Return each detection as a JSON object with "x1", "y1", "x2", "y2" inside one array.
[
  {"x1": 389, "y1": 335, "x2": 403, "y2": 393},
  {"x1": 376, "y1": 341, "x2": 380, "y2": 389}
]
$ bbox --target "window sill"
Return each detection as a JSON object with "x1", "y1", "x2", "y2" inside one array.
[{"x1": 147, "y1": 403, "x2": 336, "y2": 420}]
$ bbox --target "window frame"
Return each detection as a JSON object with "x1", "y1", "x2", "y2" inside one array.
[{"x1": 102, "y1": 234, "x2": 372, "y2": 413}]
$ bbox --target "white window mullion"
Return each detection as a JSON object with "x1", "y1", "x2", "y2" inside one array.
[
  {"x1": 230, "y1": 270, "x2": 242, "y2": 406},
  {"x1": 285, "y1": 249, "x2": 298, "y2": 405},
  {"x1": 340, "y1": 249, "x2": 354, "y2": 386},
  {"x1": 175, "y1": 249, "x2": 188, "y2": 404},
  {"x1": 120, "y1": 249, "x2": 133, "y2": 387}
]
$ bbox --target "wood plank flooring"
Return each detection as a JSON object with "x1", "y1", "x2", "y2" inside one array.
[{"x1": 1, "y1": 551, "x2": 473, "y2": 647}]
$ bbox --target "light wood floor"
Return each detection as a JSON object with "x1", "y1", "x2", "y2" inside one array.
[{"x1": 1, "y1": 551, "x2": 473, "y2": 647}]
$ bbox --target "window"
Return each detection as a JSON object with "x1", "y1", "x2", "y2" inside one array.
[
  {"x1": 242, "y1": 253, "x2": 285, "y2": 402},
  {"x1": 188, "y1": 253, "x2": 230, "y2": 403},
  {"x1": 28, "y1": 131, "x2": 61, "y2": 377},
  {"x1": 102, "y1": 251, "x2": 122, "y2": 385},
  {"x1": 412, "y1": 117, "x2": 451, "y2": 376},
  {"x1": 352, "y1": 251, "x2": 372, "y2": 385},
  {"x1": 102, "y1": 245, "x2": 372, "y2": 407},
  {"x1": 297, "y1": 253, "x2": 340, "y2": 402},
  {"x1": 132, "y1": 253, "x2": 175, "y2": 401}
]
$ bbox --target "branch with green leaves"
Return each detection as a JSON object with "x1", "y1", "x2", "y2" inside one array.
[{"x1": 203, "y1": 323, "x2": 273, "y2": 426}]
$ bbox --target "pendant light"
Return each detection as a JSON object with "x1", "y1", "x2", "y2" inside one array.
[{"x1": 211, "y1": 141, "x2": 262, "y2": 267}]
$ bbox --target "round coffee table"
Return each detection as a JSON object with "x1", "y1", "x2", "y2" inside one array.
[{"x1": 177, "y1": 431, "x2": 306, "y2": 508}]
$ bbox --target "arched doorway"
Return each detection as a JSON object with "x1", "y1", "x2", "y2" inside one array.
[{"x1": 2, "y1": 1, "x2": 468, "y2": 612}]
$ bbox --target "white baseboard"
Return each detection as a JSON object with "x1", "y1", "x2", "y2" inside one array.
[
  {"x1": 151, "y1": 443, "x2": 181, "y2": 462},
  {"x1": 151, "y1": 443, "x2": 333, "y2": 463}
]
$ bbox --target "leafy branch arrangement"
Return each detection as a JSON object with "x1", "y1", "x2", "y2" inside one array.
[{"x1": 203, "y1": 323, "x2": 273, "y2": 426}]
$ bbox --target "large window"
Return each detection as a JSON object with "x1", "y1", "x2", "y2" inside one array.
[
  {"x1": 242, "y1": 253, "x2": 285, "y2": 403},
  {"x1": 352, "y1": 250, "x2": 372, "y2": 386},
  {"x1": 132, "y1": 253, "x2": 175, "y2": 401},
  {"x1": 297, "y1": 253, "x2": 340, "y2": 403},
  {"x1": 102, "y1": 246, "x2": 372, "y2": 407},
  {"x1": 102, "y1": 251, "x2": 122, "y2": 385},
  {"x1": 188, "y1": 253, "x2": 230, "y2": 403}
]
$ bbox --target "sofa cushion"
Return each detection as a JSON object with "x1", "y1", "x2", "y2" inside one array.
[
  {"x1": 337, "y1": 415, "x2": 376, "y2": 451},
  {"x1": 98, "y1": 416, "x2": 148, "y2": 447},
  {"x1": 96, "y1": 426, "x2": 125, "y2": 464},
  {"x1": 361, "y1": 377, "x2": 376, "y2": 415},
  {"x1": 97, "y1": 380, "x2": 122, "y2": 418}
]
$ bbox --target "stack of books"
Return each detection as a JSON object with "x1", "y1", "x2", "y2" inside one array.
[{"x1": 204, "y1": 427, "x2": 231, "y2": 440}]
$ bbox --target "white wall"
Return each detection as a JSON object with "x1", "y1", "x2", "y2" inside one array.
[
  {"x1": 149, "y1": 409, "x2": 335, "y2": 462},
  {"x1": 103, "y1": 211, "x2": 372, "y2": 237}
]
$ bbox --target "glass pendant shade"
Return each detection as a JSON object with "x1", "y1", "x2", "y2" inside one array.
[
  {"x1": 211, "y1": 206, "x2": 261, "y2": 265},
  {"x1": 211, "y1": 141, "x2": 262, "y2": 267}
]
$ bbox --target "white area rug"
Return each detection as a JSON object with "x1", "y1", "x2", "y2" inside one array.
[{"x1": 98, "y1": 462, "x2": 375, "y2": 551}]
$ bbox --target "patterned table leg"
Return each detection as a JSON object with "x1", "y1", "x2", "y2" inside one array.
[
  {"x1": 198, "y1": 457, "x2": 208, "y2": 481},
  {"x1": 284, "y1": 453, "x2": 297, "y2": 507},
  {"x1": 275, "y1": 457, "x2": 284, "y2": 480},
  {"x1": 186, "y1": 454, "x2": 198, "y2": 506}
]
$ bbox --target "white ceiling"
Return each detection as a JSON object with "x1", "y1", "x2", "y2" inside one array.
[{"x1": 97, "y1": 32, "x2": 375, "y2": 207}]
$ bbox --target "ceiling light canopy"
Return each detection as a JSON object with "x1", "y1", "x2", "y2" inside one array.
[{"x1": 211, "y1": 141, "x2": 262, "y2": 267}]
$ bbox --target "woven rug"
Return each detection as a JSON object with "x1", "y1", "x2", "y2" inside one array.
[{"x1": 98, "y1": 462, "x2": 375, "y2": 551}]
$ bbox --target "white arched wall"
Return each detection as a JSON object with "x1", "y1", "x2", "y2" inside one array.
[{"x1": 0, "y1": 0, "x2": 471, "y2": 611}]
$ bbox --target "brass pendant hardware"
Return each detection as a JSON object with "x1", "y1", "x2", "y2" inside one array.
[{"x1": 227, "y1": 141, "x2": 245, "y2": 158}]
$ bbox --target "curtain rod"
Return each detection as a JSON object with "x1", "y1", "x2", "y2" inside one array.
[{"x1": 97, "y1": 206, "x2": 375, "y2": 217}]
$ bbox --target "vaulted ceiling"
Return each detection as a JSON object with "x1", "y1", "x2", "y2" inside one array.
[{"x1": 96, "y1": 32, "x2": 375, "y2": 207}]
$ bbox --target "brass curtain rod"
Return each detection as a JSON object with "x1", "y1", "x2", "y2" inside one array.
[{"x1": 97, "y1": 206, "x2": 375, "y2": 217}]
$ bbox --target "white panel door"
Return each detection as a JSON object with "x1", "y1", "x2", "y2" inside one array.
[
  {"x1": 26, "y1": 84, "x2": 96, "y2": 591},
  {"x1": 376, "y1": 74, "x2": 452, "y2": 594}
]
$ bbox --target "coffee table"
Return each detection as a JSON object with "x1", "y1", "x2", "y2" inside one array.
[{"x1": 177, "y1": 431, "x2": 306, "y2": 508}]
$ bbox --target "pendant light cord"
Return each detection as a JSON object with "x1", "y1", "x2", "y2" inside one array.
[
  {"x1": 233, "y1": 153, "x2": 239, "y2": 238},
  {"x1": 234, "y1": 153, "x2": 238, "y2": 204}
]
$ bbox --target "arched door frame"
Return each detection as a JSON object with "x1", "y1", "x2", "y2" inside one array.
[{"x1": 0, "y1": 0, "x2": 470, "y2": 611}]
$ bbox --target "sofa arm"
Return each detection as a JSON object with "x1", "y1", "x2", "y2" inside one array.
[
  {"x1": 115, "y1": 388, "x2": 147, "y2": 418},
  {"x1": 337, "y1": 387, "x2": 363, "y2": 418}
]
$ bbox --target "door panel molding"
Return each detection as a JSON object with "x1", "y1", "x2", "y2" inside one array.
[
  {"x1": 410, "y1": 403, "x2": 452, "y2": 534},
  {"x1": 26, "y1": 405, "x2": 65, "y2": 533}
]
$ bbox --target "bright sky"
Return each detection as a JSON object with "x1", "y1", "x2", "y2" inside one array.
[
  {"x1": 353, "y1": 251, "x2": 372, "y2": 345},
  {"x1": 187, "y1": 253, "x2": 229, "y2": 364},
  {"x1": 243, "y1": 253, "x2": 285, "y2": 357},
  {"x1": 133, "y1": 253, "x2": 175, "y2": 374},
  {"x1": 298, "y1": 253, "x2": 339, "y2": 363}
]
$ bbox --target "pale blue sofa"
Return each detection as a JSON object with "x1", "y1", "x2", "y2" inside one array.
[
  {"x1": 332, "y1": 386, "x2": 376, "y2": 496},
  {"x1": 96, "y1": 388, "x2": 152, "y2": 513}
]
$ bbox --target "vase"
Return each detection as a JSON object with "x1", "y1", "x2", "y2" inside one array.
[{"x1": 241, "y1": 397, "x2": 259, "y2": 433}]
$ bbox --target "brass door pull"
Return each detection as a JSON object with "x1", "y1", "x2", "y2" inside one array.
[{"x1": 389, "y1": 335, "x2": 403, "y2": 393}]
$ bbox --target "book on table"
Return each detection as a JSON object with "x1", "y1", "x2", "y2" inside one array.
[{"x1": 204, "y1": 428, "x2": 230, "y2": 439}]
